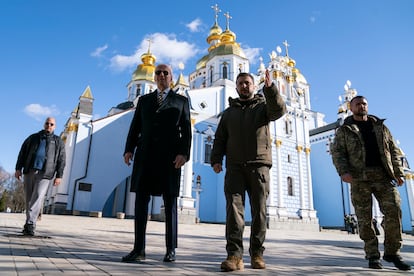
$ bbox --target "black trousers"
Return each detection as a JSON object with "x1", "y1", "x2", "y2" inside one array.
[{"x1": 133, "y1": 192, "x2": 177, "y2": 252}]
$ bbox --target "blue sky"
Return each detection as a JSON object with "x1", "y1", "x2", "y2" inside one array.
[{"x1": 1, "y1": 0, "x2": 413, "y2": 173}]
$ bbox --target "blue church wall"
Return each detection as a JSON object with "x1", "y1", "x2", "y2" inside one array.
[
  {"x1": 192, "y1": 162, "x2": 252, "y2": 224},
  {"x1": 103, "y1": 188, "x2": 115, "y2": 217},
  {"x1": 311, "y1": 141, "x2": 348, "y2": 228},
  {"x1": 192, "y1": 164, "x2": 221, "y2": 222},
  {"x1": 399, "y1": 185, "x2": 412, "y2": 232},
  {"x1": 102, "y1": 181, "x2": 128, "y2": 217}
]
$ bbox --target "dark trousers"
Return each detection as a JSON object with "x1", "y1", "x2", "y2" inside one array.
[
  {"x1": 224, "y1": 164, "x2": 270, "y2": 258},
  {"x1": 133, "y1": 192, "x2": 178, "y2": 252}
]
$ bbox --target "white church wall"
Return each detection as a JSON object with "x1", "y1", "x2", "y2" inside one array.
[{"x1": 70, "y1": 110, "x2": 134, "y2": 213}]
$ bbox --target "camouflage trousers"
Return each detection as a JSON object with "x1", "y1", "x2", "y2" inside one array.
[{"x1": 351, "y1": 167, "x2": 402, "y2": 259}]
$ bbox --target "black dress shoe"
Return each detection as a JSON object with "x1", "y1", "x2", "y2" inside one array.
[
  {"x1": 383, "y1": 255, "x2": 412, "y2": 271},
  {"x1": 163, "y1": 249, "x2": 176, "y2": 262},
  {"x1": 121, "y1": 250, "x2": 146, "y2": 262},
  {"x1": 368, "y1": 258, "x2": 383, "y2": 269}
]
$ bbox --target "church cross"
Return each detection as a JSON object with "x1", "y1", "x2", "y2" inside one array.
[
  {"x1": 283, "y1": 40, "x2": 290, "y2": 57},
  {"x1": 211, "y1": 4, "x2": 221, "y2": 22},
  {"x1": 146, "y1": 38, "x2": 152, "y2": 53},
  {"x1": 223, "y1": 11, "x2": 232, "y2": 30}
]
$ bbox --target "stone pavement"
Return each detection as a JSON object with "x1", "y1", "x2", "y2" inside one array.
[{"x1": 1, "y1": 213, "x2": 413, "y2": 275}]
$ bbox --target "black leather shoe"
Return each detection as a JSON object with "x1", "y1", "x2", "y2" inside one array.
[
  {"x1": 121, "y1": 250, "x2": 145, "y2": 262},
  {"x1": 383, "y1": 255, "x2": 411, "y2": 271},
  {"x1": 368, "y1": 258, "x2": 383, "y2": 269},
  {"x1": 163, "y1": 249, "x2": 176, "y2": 262}
]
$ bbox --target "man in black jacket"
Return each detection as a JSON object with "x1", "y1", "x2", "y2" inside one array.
[
  {"x1": 122, "y1": 64, "x2": 192, "y2": 263},
  {"x1": 15, "y1": 117, "x2": 66, "y2": 236},
  {"x1": 211, "y1": 71, "x2": 286, "y2": 271}
]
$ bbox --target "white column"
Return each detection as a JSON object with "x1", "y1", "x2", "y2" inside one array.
[
  {"x1": 297, "y1": 145, "x2": 305, "y2": 210},
  {"x1": 182, "y1": 147, "x2": 193, "y2": 198},
  {"x1": 275, "y1": 139, "x2": 288, "y2": 218},
  {"x1": 268, "y1": 166, "x2": 274, "y2": 206},
  {"x1": 179, "y1": 120, "x2": 195, "y2": 209},
  {"x1": 305, "y1": 147, "x2": 317, "y2": 219},
  {"x1": 305, "y1": 148, "x2": 314, "y2": 210},
  {"x1": 276, "y1": 140, "x2": 284, "y2": 207}
]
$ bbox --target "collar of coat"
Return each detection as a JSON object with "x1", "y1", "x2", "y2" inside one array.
[
  {"x1": 343, "y1": 114, "x2": 385, "y2": 126},
  {"x1": 228, "y1": 93, "x2": 265, "y2": 107}
]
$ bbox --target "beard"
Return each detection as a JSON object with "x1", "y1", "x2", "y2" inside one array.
[
  {"x1": 354, "y1": 110, "x2": 368, "y2": 116},
  {"x1": 239, "y1": 92, "x2": 253, "y2": 100}
]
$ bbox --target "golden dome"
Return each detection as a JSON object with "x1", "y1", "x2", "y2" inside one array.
[
  {"x1": 287, "y1": 57, "x2": 296, "y2": 67},
  {"x1": 338, "y1": 106, "x2": 345, "y2": 114},
  {"x1": 132, "y1": 51, "x2": 156, "y2": 81},
  {"x1": 132, "y1": 64, "x2": 155, "y2": 81},
  {"x1": 208, "y1": 22, "x2": 222, "y2": 39},
  {"x1": 207, "y1": 22, "x2": 223, "y2": 52},
  {"x1": 292, "y1": 68, "x2": 307, "y2": 84},
  {"x1": 221, "y1": 29, "x2": 236, "y2": 43}
]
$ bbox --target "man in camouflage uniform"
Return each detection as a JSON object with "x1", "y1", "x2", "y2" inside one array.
[{"x1": 331, "y1": 95, "x2": 411, "y2": 270}]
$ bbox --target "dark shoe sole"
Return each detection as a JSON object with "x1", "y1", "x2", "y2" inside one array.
[
  {"x1": 121, "y1": 251, "x2": 145, "y2": 263},
  {"x1": 368, "y1": 259, "x2": 383, "y2": 269},
  {"x1": 383, "y1": 255, "x2": 411, "y2": 271},
  {"x1": 163, "y1": 256, "x2": 176, "y2": 262}
]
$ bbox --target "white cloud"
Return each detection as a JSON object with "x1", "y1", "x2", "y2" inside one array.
[
  {"x1": 186, "y1": 18, "x2": 202, "y2": 32},
  {"x1": 24, "y1": 104, "x2": 60, "y2": 121},
  {"x1": 109, "y1": 33, "x2": 200, "y2": 72},
  {"x1": 91, "y1": 44, "x2": 108, "y2": 57},
  {"x1": 109, "y1": 54, "x2": 139, "y2": 72},
  {"x1": 243, "y1": 46, "x2": 262, "y2": 65}
]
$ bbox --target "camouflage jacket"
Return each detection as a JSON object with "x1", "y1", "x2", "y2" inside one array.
[{"x1": 331, "y1": 115, "x2": 404, "y2": 180}]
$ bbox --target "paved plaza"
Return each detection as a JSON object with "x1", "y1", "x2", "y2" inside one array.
[{"x1": 1, "y1": 213, "x2": 413, "y2": 275}]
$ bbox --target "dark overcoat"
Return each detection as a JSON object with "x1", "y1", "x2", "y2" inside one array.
[{"x1": 124, "y1": 89, "x2": 192, "y2": 197}]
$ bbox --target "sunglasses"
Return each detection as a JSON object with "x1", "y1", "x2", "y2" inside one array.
[
  {"x1": 155, "y1": 70, "x2": 169, "y2": 76},
  {"x1": 45, "y1": 123, "x2": 54, "y2": 126}
]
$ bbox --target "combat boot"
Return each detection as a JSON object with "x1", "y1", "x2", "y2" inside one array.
[
  {"x1": 383, "y1": 255, "x2": 411, "y2": 271},
  {"x1": 220, "y1": 256, "x2": 244, "y2": 272},
  {"x1": 251, "y1": 255, "x2": 266, "y2": 269}
]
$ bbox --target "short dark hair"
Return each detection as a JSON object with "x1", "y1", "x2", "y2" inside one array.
[
  {"x1": 350, "y1": 95, "x2": 366, "y2": 104},
  {"x1": 236, "y1": 72, "x2": 254, "y2": 83}
]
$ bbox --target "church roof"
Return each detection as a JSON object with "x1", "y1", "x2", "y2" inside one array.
[{"x1": 81, "y1": 85, "x2": 94, "y2": 99}]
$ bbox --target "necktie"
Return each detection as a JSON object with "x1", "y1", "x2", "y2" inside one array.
[{"x1": 157, "y1": 91, "x2": 164, "y2": 106}]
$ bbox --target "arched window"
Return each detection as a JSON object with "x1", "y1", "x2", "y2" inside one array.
[
  {"x1": 136, "y1": 84, "x2": 141, "y2": 97},
  {"x1": 287, "y1": 177, "x2": 294, "y2": 196},
  {"x1": 204, "y1": 136, "x2": 213, "y2": 164},
  {"x1": 285, "y1": 119, "x2": 293, "y2": 136},
  {"x1": 222, "y1": 63, "x2": 228, "y2": 79}
]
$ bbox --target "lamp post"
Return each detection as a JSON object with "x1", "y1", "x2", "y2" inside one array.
[{"x1": 193, "y1": 175, "x2": 202, "y2": 223}]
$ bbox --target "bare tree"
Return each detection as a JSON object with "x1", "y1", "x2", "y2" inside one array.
[
  {"x1": 0, "y1": 166, "x2": 25, "y2": 212},
  {"x1": 8, "y1": 178, "x2": 25, "y2": 212}
]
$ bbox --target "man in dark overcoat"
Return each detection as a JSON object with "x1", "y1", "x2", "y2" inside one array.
[{"x1": 122, "y1": 64, "x2": 192, "y2": 263}]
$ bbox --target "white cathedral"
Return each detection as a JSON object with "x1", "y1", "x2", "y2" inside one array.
[{"x1": 43, "y1": 6, "x2": 414, "y2": 233}]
